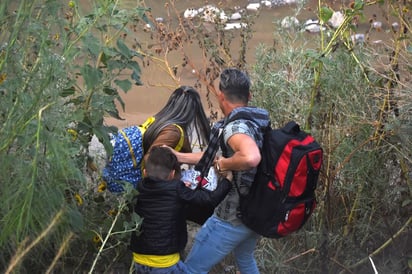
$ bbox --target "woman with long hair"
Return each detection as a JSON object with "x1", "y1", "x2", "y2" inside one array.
[
  {"x1": 103, "y1": 86, "x2": 211, "y2": 193},
  {"x1": 143, "y1": 86, "x2": 211, "y2": 166}
]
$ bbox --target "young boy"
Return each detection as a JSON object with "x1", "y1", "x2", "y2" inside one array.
[{"x1": 129, "y1": 146, "x2": 232, "y2": 273}]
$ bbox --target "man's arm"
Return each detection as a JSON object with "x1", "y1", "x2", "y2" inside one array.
[
  {"x1": 215, "y1": 133, "x2": 261, "y2": 172},
  {"x1": 170, "y1": 149, "x2": 204, "y2": 165}
]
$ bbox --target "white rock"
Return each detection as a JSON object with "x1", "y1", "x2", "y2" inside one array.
[
  {"x1": 304, "y1": 19, "x2": 326, "y2": 33},
  {"x1": 230, "y1": 12, "x2": 242, "y2": 20},
  {"x1": 391, "y1": 22, "x2": 399, "y2": 32},
  {"x1": 246, "y1": 3, "x2": 261, "y2": 11},
  {"x1": 88, "y1": 135, "x2": 107, "y2": 168},
  {"x1": 261, "y1": 0, "x2": 272, "y2": 7},
  {"x1": 328, "y1": 11, "x2": 344, "y2": 29},
  {"x1": 372, "y1": 21, "x2": 382, "y2": 30},
  {"x1": 144, "y1": 23, "x2": 152, "y2": 31},
  {"x1": 184, "y1": 8, "x2": 199, "y2": 19},
  {"x1": 224, "y1": 22, "x2": 248, "y2": 30},
  {"x1": 351, "y1": 33, "x2": 365, "y2": 44}
]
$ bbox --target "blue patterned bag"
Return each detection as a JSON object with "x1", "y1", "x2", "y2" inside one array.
[{"x1": 103, "y1": 117, "x2": 155, "y2": 192}]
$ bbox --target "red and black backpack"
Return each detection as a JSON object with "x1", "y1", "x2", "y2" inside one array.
[{"x1": 228, "y1": 113, "x2": 323, "y2": 238}]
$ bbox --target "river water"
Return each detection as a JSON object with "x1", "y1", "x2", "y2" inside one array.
[{"x1": 102, "y1": 0, "x2": 390, "y2": 128}]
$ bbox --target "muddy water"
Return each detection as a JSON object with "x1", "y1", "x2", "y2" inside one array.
[{"x1": 103, "y1": 0, "x2": 390, "y2": 128}]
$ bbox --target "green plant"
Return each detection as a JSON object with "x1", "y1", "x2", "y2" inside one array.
[
  {"x1": 252, "y1": 0, "x2": 411, "y2": 273},
  {"x1": 0, "y1": 0, "x2": 146, "y2": 272}
]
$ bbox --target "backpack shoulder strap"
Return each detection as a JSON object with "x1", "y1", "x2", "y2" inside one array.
[
  {"x1": 139, "y1": 116, "x2": 156, "y2": 134},
  {"x1": 173, "y1": 124, "x2": 185, "y2": 152},
  {"x1": 119, "y1": 128, "x2": 138, "y2": 168},
  {"x1": 283, "y1": 121, "x2": 300, "y2": 134}
]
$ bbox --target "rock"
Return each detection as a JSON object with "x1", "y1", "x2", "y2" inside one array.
[
  {"x1": 328, "y1": 11, "x2": 344, "y2": 29},
  {"x1": 304, "y1": 19, "x2": 326, "y2": 33},
  {"x1": 183, "y1": 8, "x2": 199, "y2": 19},
  {"x1": 261, "y1": 0, "x2": 272, "y2": 8},
  {"x1": 246, "y1": 3, "x2": 261, "y2": 11},
  {"x1": 372, "y1": 21, "x2": 383, "y2": 31},
  {"x1": 88, "y1": 135, "x2": 107, "y2": 169},
  {"x1": 351, "y1": 33, "x2": 365, "y2": 44},
  {"x1": 230, "y1": 12, "x2": 242, "y2": 20},
  {"x1": 224, "y1": 22, "x2": 248, "y2": 30},
  {"x1": 391, "y1": 22, "x2": 399, "y2": 32}
]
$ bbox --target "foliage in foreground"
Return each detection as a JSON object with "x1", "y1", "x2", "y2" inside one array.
[
  {"x1": 0, "y1": 0, "x2": 411, "y2": 273},
  {"x1": 251, "y1": 1, "x2": 412, "y2": 273},
  {"x1": 0, "y1": 0, "x2": 144, "y2": 272}
]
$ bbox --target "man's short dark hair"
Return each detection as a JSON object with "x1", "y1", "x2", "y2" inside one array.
[
  {"x1": 219, "y1": 68, "x2": 250, "y2": 104},
  {"x1": 145, "y1": 146, "x2": 179, "y2": 180}
]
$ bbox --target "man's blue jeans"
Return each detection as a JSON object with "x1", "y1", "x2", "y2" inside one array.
[
  {"x1": 134, "y1": 260, "x2": 188, "y2": 274},
  {"x1": 185, "y1": 215, "x2": 260, "y2": 274}
]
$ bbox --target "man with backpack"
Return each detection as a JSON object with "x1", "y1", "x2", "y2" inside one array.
[{"x1": 172, "y1": 68, "x2": 270, "y2": 273}]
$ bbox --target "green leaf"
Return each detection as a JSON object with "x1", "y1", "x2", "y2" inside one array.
[
  {"x1": 93, "y1": 125, "x2": 112, "y2": 152},
  {"x1": 117, "y1": 38, "x2": 131, "y2": 59},
  {"x1": 114, "y1": 79, "x2": 132, "y2": 92},
  {"x1": 60, "y1": 86, "x2": 75, "y2": 97},
  {"x1": 81, "y1": 64, "x2": 102, "y2": 90},
  {"x1": 128, "y1": 60, "x2": 142, "y2": 85},
  {"x1": 103, "y1": 46, "x2": 119, "y2": 58},
  {"x1": 68, "y1": 95, "x2": 85, "y2": 105},
  {"x1": 128, "y1": 60, "x2": 141, "y2": 75},
  {"x1": 132, "y1": 70, "x2": 143, "y2": 86},
  {"x1": 103, "y1": 86, "x2": 118, "y2": 96},
  {"x1": 106, "y1": 109, "x2": 124, "y2": 120},
  {"x1": 82, "y1": 34, "x2": 101, "y2": 57},
  {"x1": 104, "y1": 99, "x2": 123, "y2": 118},
  {"x1": 353, "y1": 0, "x2": 364, "y2": 11},
  {"x1": 107, "y1": 59, "x2": 126, "y2": 70},
  {"x1": 75, "y1": 14, "x2": 95, "y2": 34},
  {"x1": 320, "y1": 7, "x2": 333, "y2": 23},
  {"x1": 70, "y1": 108, "x2": 86, "y2": 121}
]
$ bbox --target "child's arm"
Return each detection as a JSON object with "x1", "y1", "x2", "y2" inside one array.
[{"x1": 177, "y1": 176, "x2": 232, "y2": 207}]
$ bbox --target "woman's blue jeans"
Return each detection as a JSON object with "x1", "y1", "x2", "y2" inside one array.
[{"x1": 184, "y1": 215, "x2": 260, "y2": 274}]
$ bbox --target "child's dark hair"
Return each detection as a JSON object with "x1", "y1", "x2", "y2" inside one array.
[{"x1": 145, "y1": 146, "x2": 180, "y2": 180}]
